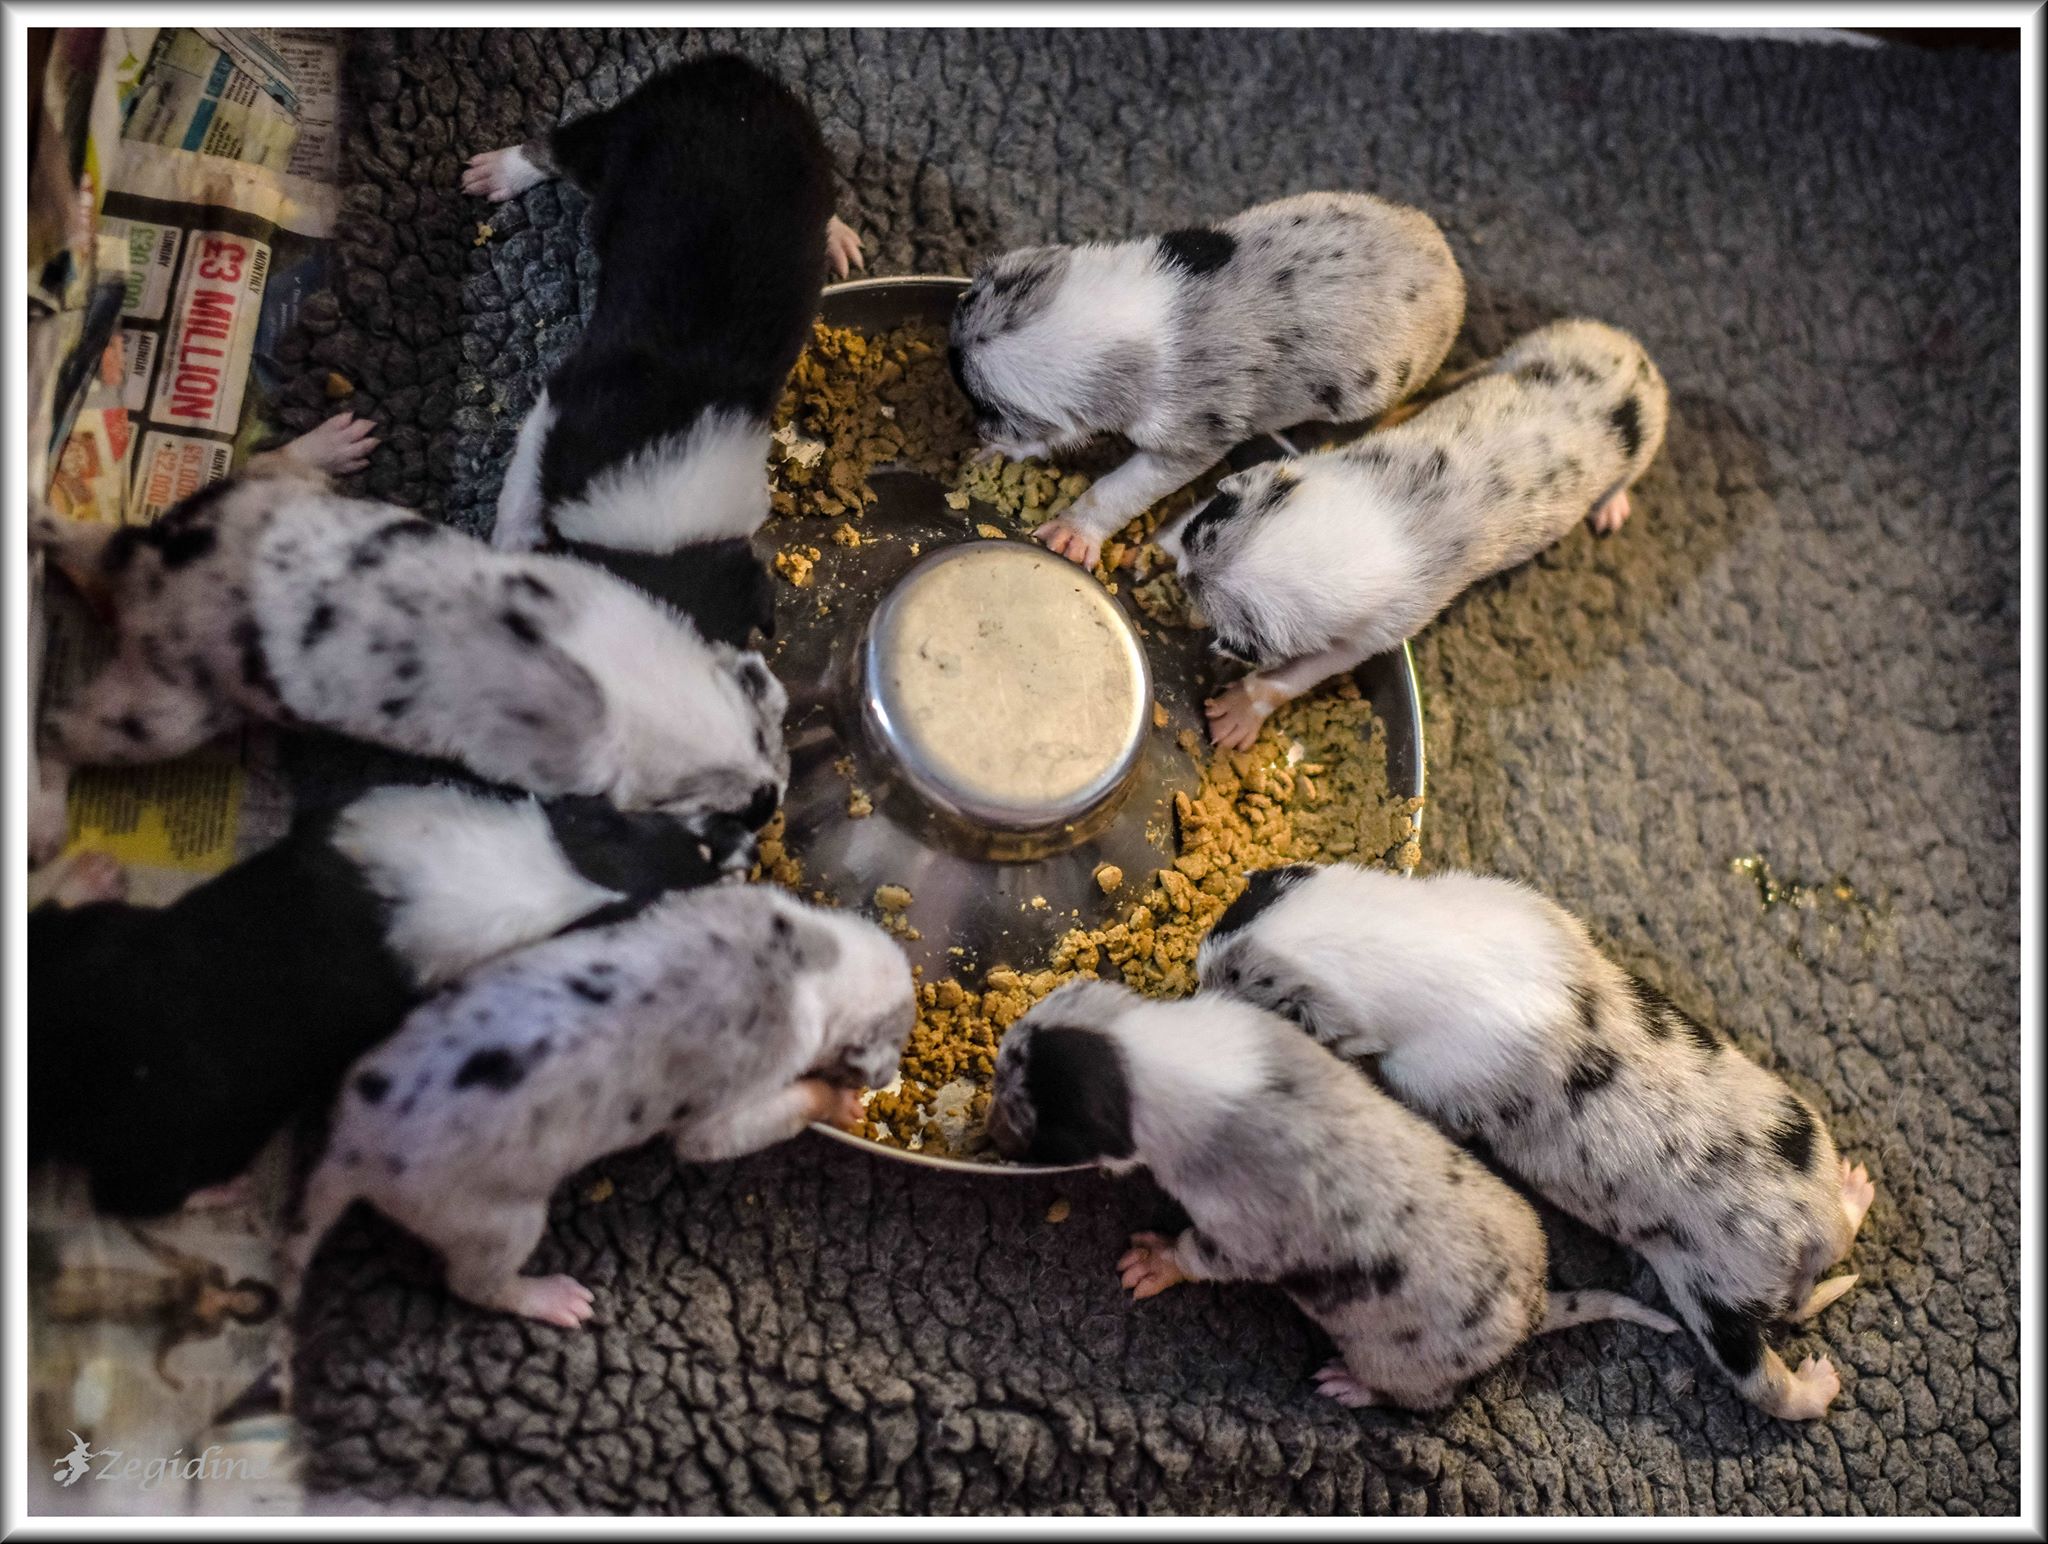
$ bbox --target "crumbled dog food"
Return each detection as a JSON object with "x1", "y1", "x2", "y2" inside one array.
[{"x1": 765, "y1": 319, "x2": 1420, "y2": 1159}]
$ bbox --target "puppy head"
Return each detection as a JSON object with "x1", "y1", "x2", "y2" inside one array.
[
  {"x1": 1197, "y1": 864, "x2": 1326, "y2": 1033},
  {"x1": 651, "y1": 646, "x2": 791, "y2": 830},
  {"x1": 948, "y1": 246, "x2": 1085, "y2": 454},
  {"x1": 799, "y1": 905, "x2": 916, "y2": 1093},
  {"x1": 987, "y1": 981, "x2": 1140, "y2": 1166}
]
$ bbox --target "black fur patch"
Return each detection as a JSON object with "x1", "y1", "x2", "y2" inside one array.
[
  {"x1": 1698, "y1": 1294, "x2": 1772, "y2": 1378},
  {"x1": 1516, "y1": 359, "x2": 1559, "y2": 386},
  {"x1": 354, "y1": 1071, "x2": 391, "y2": 1104},
  {"x1": 507, "y1": 572, "x2": 555, "y2": 601},
  {"x1": 230, "y1": 618, "x2": 278, "y2": 698},
  {"x1": 1278, "y1": 1254, "x2": 1406, "y2": 1314},
  {"x1": 1609, "y1": 396, "x2": 1645, "y2": 460},
  {"x1": 154, "y1": 523, "x2": 218, "y2": 569},
  {"x1": 452, "y1": 1047, "x2": 525, "y2": 1092},
  {"x1": 113, "y1": 713, "x2": 148, "y2": 743},
  {"x1": 1563, "y1": 1044, "x2": 1621, "y2": 1113},
  {"x1": 500, "y1": 609, "x2": 542, "y2": 646},
  {"x1": 301, "y1": 603, "x2": 338, "y2": 651},
  {"x1": 1627, "y1": 974, "x2": 1718, "y2": 1056},
  {"x1": 566, "y1": 976, "x2": 614, "y2": 1004},
  {"x1": 1157, "y1": 226, "x2": 1237, "y2": 276},
  {"x1": 1356, "y1": 365, "x2": 1379, "y2": 393},
  {"x1": 1314, "y1": 381, "x2": 1344, "y2": 414},
  {"x1": 349, "y1": 519, "x2": 438, "y2": 571},
  {"x1": 1176, "y1": 489, "x2": 1243, "y2": 555},
  {"x1": 1207, "y1": 864, "x2": 1317, "y2": 946},
  {"x1": 1572, "y1": 982, "x2": 1601, "y2": 1038},
  {"x1": 1494, "y1": 1093, "x2": 1533, "y2": 1130},
  {"x1": 378, "y1": 696, "x2": 412, "y2": 718},
  {"x1": 1019, "y1": 1026, "x2": 1135, "y2": 1164},
  {"x1": 1764, "y1": 1094, "x2": 1819, "y2": 1172},
  {"x1": 1394, "y1": 360, "x2": 1412, "y2": 390}
]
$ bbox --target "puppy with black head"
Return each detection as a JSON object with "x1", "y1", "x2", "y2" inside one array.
[
  {"x1": 1197, "y1": 863, "x2": 1876, "y2": 1420},
  {"x1": 465, "y1": 54, "x2": 864, "y2": 650},
  {"x1": 950, "y1": 191, "x2": 1465, "y2": 571},
  {"x1": 1160, "y1": 318, "x2": 1670, "y2": 747},
  {"x1": 30, "y1": 416, "x2": 789, "y2": 851},
  {"x1": 283, "y1": 886, "x2": 914, "y2": 1326},
  {"x1": 988, "y1": 980, "x2": 1676, "y2": 1411},
  {"x1": 30, "y1": 782, "x2": 741, "y2": 1218}
]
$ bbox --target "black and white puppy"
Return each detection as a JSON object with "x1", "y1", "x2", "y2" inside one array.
[
  {"x1": 987, "y1": 981, "x2": 1676, "y2": 1412},
  {"x1": 1197, "y1": 864, "x2": 1875, "y2": 1421},
  {"x1": 1161, "y1": 318, "x2": 1670, "y2": 748},
  {"x1": 950, "y1": 191, "x2": 1465, "y2": 570},
  {"x1": 32, "y1": 427, "x2": 789, "y2": 838},
  {"x1": 465, "y1": 54, "x2": 862, "y2": 648},
  {"x1": 284, "y1": 886, "x2": 914, "y2": 1327},
  {"x1": 30, "y1": 783, "x2": 740, "y2": 1217}
]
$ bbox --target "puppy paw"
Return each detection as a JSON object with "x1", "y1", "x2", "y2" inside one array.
[
  {"x1": 462, "y1": 145, "x2": 548, "y2": 201},
  {"x1": 500, "y1": 1274, "x2": 596, "y2": 1328},
  {"x1": 1588, "y1": 488, "x2": 1632, "y2": 535},
  {"x1": 1116, "y1": 1231, "x2": 1187, "y2": 1301},
  {"x1": 1032, "y1": 516, "x2": 1102, "y2": 571},
  {"x1": 288, "y1": 412, "x2": 380, "y2": 476},
  {"x1": 34, "y1": 849, "x2": 126, "y2": 908},
  {"x1": 182, "y1": 1173, "x2": 253, "y2": 1211},
  {"x1": 1203, "y1": 678, "x2": 1278, "y2": 751},
  {"x1": 825, "y1": 215, "x2": 865, "y2": 280},
  {"x1": 1312, "y1": 1359, "x2": 1380, "y2": 1409},
  {"x1": 1840, "y1": 1159, "x2": 1876, "y2": 1234},
  {"x1": 1773, "y1": 1353, "x2": 1842, "y2": 1420},
  {"x1": 801, "y1": 1078, "x2": 865, "y2": 1130}
]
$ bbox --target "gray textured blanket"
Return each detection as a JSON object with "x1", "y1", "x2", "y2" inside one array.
[{"x1": 287, "y1": 27, "x2": 2020, "y2": 1515}]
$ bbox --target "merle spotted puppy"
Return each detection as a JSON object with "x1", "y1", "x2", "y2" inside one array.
[
  {"x1": 988, "y1": 980, "x2": 1676, "y2": 1411},
  {"x1": 31, "y1": 420, "x2": 788, "y2": 845},
  {"x1": 30, "y1": 783, "x2": 738, "y2": 1217},
  {"x1": 949, "y1": 191, "x2": 1464, "y2": 571},
  {"x1": 1197, "y1": 863, "x2": 1876, "y2": 1421},
  {"x1": 284, "y1": 885, "x2": 914, "y2": 1326},
  {"x1": 465, "y1": 54, "x2": 863, "y2": 647},
  {"x1": 1160, "y1": 318, "x2": 1669, "y2": 748}
]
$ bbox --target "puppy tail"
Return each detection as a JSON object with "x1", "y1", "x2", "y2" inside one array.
[{"x1": 1537, "y1": 1288, "x2": 1681, "y2": 1337}]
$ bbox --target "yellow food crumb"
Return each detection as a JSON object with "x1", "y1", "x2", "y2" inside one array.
[
  {"x1": 324, "y1": 371, "x2": 354, "y2": 400},
  {"x1": 1045, "y1": 1198, "x2": 1072, "y2": 1224},
  {"x1": 831, "y1": 522, "x2": 864, "y2": 547},
  {"x1": 976, "y1": 523, "x2": 1006, "y2": 541},
  {"x1": 473, "y1": 222, "x2": 493, "y2": 246},
  {"x1": 874, "y1": 884, "x2": 914, "y2": 913},
  {"x1": 847, "y1": 788, "x2": 874, "y2": 819},
  {"x1": 1152, "y1": 701, "x2": 1170, "y2": 730},
  {"x1": 584, "y1": 1177, "x2": 615, "y2": 1204},
  {"x1": 773, "y1": 546, "x2": 821, "y2": 587},
  {"x1": 1094, "y1": 863, "x2": 1124, "y2": 895}
]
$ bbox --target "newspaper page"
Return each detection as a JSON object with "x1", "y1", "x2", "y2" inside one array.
[{"x1": 29, "y1": 26, "x2": 346, "y2": 1517}]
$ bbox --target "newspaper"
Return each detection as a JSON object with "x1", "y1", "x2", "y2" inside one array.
[{"x1": 28, "y1": 26, "x2": 346, "y2": 1516}]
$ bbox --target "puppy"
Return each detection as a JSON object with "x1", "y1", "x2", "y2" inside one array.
[
  {"x1": 950, "y1": 191, "x2": 1465, "y2": 570},
  {"x1": 988, "y1": 981, "x2": 1676, "y2": 1411},
  {"x1": 32, "y1": 423, "x2": 789, "y2": 835},
  {"x1": 30, "y1": 782, "x2": 738, "y2": 1217},
  {"x1": 1160, "y1": 318, "x2": 1670, "y2": 748},
  {"x1": 465, "y1": 54, "x2": 862, "y2": 648},
  {"x1": 283, "y1": 886, "x2": 915, "y2": 1326},
  {"x1": 1197, "y1": 863, "x2": 1875, "y2": 1420}
]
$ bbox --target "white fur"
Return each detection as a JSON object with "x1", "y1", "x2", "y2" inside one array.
[
  {"x1": 492, "y1": 389, "x2": 557, "y2": 552},
  {"x1": 331, "y1": 785, "x2": 624, "y2": 989},
  {"x1": 546, "y1": 409, "x2": 772, "y2": 552}
]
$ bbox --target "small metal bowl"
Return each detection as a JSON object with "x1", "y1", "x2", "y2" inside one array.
[{"x1": 778, "y1": 276, "x2": 1426, "y2": 1174}]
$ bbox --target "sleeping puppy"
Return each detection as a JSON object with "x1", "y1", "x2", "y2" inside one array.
[
  {"x1": 465, "y1": 54, "x2": 863, "y2": 648},
  {"x1": 1197, "y1": 864, "x2": 1875, "y2": 1420},
  {"x1": 988, "y1": 981, "x2": 1676, "y2": 1411},
  {"x1": 283, "y1": 886, "x2": 914, "y2": 1326},
  {"x1": 30, "y1": 782, "x2": 740, "y2": 1217},
  {"x1": 31, "y1": 421, "x2": 789, "y2": 841},
  {"x1": 1161, "y1": 319, "x2": 1669, "y2": 748},
  {"x1": 949, "y1": 191, "x2": 1465, "y2": 570}
]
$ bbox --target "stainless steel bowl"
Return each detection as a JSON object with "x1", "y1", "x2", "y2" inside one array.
[{"x1": 776, "y1": 275, "x2": 1426, "y2": 1174}]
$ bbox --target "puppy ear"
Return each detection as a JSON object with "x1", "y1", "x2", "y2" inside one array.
[
  {"x1": 473, "y1": 648, "x2": 608, "y2": 791},
  {"x1": 767, "y1": 908, "x2": 841, "y2": 974}
]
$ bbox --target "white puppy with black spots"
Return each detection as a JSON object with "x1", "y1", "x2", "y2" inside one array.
[
  {"x1": 1160, "y1": 318, "x2": 1669, "y2": 748},
  {"x1": 284, "y1": 885, "x2": 914, "y2": 1326},
  {"x1": 30, "y1": 414, "x2": 789, "y2": 860},
  {"x1": 1197, "y1": 864, "x2": 1876, "y2": 1420},
  {"x1": 949, "y1": 191, "x2": 1465, "y2": 571},
  {"x1": 987, "y1": 980, "x2": 1676, "y2": 1411}
]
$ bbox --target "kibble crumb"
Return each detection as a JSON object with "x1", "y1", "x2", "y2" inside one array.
[
  {"x1": 1094, "y1": 864, "x2": 1124, "y2": 894},
  {"x1": 874, "y1": 884, "x2": 914, "y2": 913},
  {"x1": 1045, "y1": 1198, "x2": 1072, "y2": 1224}
]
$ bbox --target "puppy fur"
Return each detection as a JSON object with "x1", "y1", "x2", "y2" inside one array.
[
  {"x1": 1197, "y1": 864, "x2": 1873, "y2": 1420},
  {"x1": 950, "y1": 191, "x2": 1465, "y2": 567},
  {"x1": 30, "y1": 783, "x2": 732, "y2": 1216},
  {"x1": 986, "y1": 981, "x2": 1675, "y2": 1411},
  {"x1": 477, "y1": 55, "x2": 840, "y2": 650},
  {"x1": 283, "y1": 886, "x2": 915, "y2": 1326},
  {"x1": 1164, "y1": 318, "x2": 1669, "y2": 746},
  {"x1": 38, "y1": 469, "x2": 789, "y2": 829}
]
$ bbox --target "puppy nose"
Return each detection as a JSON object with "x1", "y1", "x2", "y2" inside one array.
[
  {"x1": 703, "y1": 817, "x2": 758, "y2": 874},
  {"x1": 742, "y1": 783, "x2": 780, "y2": 830}
]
